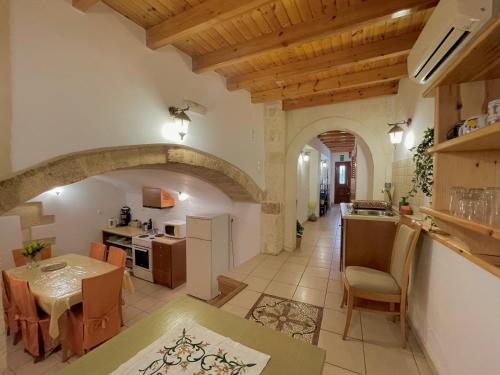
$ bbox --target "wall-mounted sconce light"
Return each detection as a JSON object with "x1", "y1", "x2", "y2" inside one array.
[
  {"x1": 302, "y1": 151, "x2": 310, "y2": 162},
  {"x1": 387, "y1": 118, "x2": 412, "y2": 145},
  {"x1": 169, "y1": 106, "x2": 191, "y2": 141},
  {"x1": 320, "y1": 160, "x2": 327, "y2": 168},
  {"x1": 178, "y1": 192, "x2": 189, "y2": 201},
  {"x1": 49, "y1": 186, "x2": 63, "y2": 196}
]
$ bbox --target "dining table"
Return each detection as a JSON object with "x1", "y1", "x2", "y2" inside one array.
[{"x1": 6, "y1": 253, "x2": 134, "y2": 339}]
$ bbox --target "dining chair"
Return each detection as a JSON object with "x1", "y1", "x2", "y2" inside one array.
[
  {"x1": 61, "y1": 268, "x2": 123, "y2": 360},
  {"x1": 12, "y1": 244, "x2": 53, "y2": 267},
  {"x1": 341, "y1": 220, "x2": 422, "y2": 347},
  {"x1": 2, "y1": 271, "x2": 19, "y2": 342},
  {"x1": 89, "y1": 242, "x2": 107, "y2": 261},
  {"x1": 107, "y1": 246, "x2": 127, "y2": 268},
  {"x1": 9, "y1": 275, "x2": 58, "y2": 361}
]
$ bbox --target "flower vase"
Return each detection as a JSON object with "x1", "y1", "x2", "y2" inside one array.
[{"x1": 27, "y1": 256, "x2": 39, "y2": 269}]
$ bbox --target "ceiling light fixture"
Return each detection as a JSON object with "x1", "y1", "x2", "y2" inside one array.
[
  {"x1": 178, "y1": 192, "x2": 189, "y2": 201},
  {"x1": 169, "y1": 106, "x2": 191, "y2": 141},
  {"x1": 387, "y1": 118, "x2": 412, "y2": 145}
]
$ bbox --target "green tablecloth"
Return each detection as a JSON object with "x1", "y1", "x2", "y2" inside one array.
[{"x1": 57, "y1": 295, "x2": 325, "y2": 375}]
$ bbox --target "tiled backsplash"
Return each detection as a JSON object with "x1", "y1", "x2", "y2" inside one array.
[{"x1": 392, "y1": 158, "x2": 429, "y2": 212}]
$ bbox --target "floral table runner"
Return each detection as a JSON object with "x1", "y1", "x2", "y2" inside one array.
[{"x1": 111, "y1": 322, "x2": 271, "y2": 374}]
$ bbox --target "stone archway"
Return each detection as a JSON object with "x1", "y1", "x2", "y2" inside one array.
[
  {"x1": 0, "y1": 144, "x2": 264, "y2": 215},
  {"x1": 284, "y1": 116, "x2": 390, "y2": 251}
]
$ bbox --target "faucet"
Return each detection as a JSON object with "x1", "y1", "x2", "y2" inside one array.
[{"x1": 382, "y1": 183, "x2": 393, "y2": 211}]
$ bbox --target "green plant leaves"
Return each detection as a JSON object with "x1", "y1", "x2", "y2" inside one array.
[{"x1": 408, "y1": 128, "x2": 434, "y2": 199}]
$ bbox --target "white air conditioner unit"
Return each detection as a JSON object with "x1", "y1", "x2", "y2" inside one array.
[{"x1": 408, "y1": 0, "x2": 499, "y2": 85}]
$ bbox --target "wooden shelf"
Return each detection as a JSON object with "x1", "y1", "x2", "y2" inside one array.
[
  {"x1": 423, "y1": 15, "x2": 500, "y2": 97},
  {"x1": 428, "y1": 231, "x2": 500, "y2": 278},
  {"x1": 421, "y1": 207, "x2": 500, "y2": 240},
  {"x1": 421, "y1": 208, "x2": 500, "y2": 278},
  {"x1": 429, "y1": 123, "x2": 500, "y2": 153}
]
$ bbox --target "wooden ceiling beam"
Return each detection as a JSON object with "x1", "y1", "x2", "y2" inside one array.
[
  {"x1": 72, "y1": 0, "x2": 99, "y2": 12},
  {"x1": 252, "y1": 62, "x2": 406, "y2": 103},
  {"x1": 192, "y1": 0, "x2": 437, "y2": 73},
  {"x1": 146, "y1": 0, "x2": 271, "y2": 49},
  {"x1": 282, "y1": 81, "x2": 399, "y2": 111},
  {"x1": 227, "y1": 31, "x2": 419, "y2": 91}
]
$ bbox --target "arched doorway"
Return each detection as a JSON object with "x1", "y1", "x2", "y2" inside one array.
[
  {"x1": 0, "y1": 144, "x2": 264, "y2": 215},
  {"x1": 284, "y1": 116, "x2": 390, "y2": 251}
]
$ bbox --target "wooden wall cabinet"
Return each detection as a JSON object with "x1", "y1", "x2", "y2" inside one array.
[
  {"x1": 341, "y1": 218, "x2": 397, "y2": 272},
  {"x1": 420, "y1": 16, "x2": 500, "y2": 278},
  {"x1": 152, "y1": 240, "x2": 186, "y2": 288}
]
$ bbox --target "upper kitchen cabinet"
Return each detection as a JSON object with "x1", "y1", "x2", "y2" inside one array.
[{"x1": 142, "y1": 187, "x2": 176, "y2": 209}]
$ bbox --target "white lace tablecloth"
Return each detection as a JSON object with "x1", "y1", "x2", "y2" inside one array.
[
  {"x1": 7, "y1": 253, "x2": 134, "y2": 338},
  {"x1": 111, "y1": 322, "x2": 270, "y2": 375}
]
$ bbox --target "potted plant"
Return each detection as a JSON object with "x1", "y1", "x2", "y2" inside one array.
[
  {"x1": 22, "y1": 241, "x2": 46, "y2": 268},
  {"x1": 308, "y1": 202, "x2": 318, "y2": 222},
  {"x1": 296, "y1": 220, "x2": 304, "y2": 249}
]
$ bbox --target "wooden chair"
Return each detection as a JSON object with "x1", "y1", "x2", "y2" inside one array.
[
  {"x1": 61, "y1": 268, "x2": 123, "y2": 360},
  {"x1": 8, "y1": 275, "x2": 58, "y2": 361},
  {"x1": 12, "y1": 244, "x2": 52, "y2": 267},
  {"x1": 107, "y1": 246, "x2": 127, "y2": 268},
  {"x1": 341, "y1": 220, "x2": 422, "y2": 346},
  {"x1": 2, "y1": 271, "x2": 19, "y2": 343},
  {"x1": 89, "y1": 242, "x2": 106, "y2": 261}
]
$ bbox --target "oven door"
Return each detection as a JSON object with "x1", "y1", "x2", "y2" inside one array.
[{"x1": 133, "y1": 245, "x2": 151, "y2": 270}]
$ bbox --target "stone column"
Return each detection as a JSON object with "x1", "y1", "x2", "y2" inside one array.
[{"x1": 261, "y1": 102, "x2": 286, "y2": 255}]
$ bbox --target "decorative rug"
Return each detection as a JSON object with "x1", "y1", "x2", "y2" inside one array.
[
  {"x1": 111, "y1": 322, "x2": 270, "y2": 375},
  {"x1": 245, "y1": 294, "x2": 323, "y2": 345}
]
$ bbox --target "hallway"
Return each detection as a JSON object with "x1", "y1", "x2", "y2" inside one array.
[{"x1": 221, "y1": 206, "x2": 432, "y2": 375}]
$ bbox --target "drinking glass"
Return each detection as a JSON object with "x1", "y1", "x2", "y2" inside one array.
[
  {"x1": 449, "y1": 186, "x2": 466, "y2": 215},
  {"x1": 484, "y1": 188, "x2": 497, "y2": 226},
  {"x1": 470, "y1": 188, "x2": 486, "y2": 224},
  {"x1": 457, "y1": 191, "x2": 473, "y2": 220}
]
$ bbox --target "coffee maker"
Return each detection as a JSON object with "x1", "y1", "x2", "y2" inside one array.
[{"x1": 119, "y1": 206, "x2": 131, "y2": 227}]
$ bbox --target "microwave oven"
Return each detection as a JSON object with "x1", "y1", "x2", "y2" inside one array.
[{"x1": 163, "y1": 220, "x2": 186, "y2": 239}]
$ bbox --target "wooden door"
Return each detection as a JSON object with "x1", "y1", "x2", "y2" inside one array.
[{"x1": 334, "y1": 161, "x2": 351, "y2": 204}]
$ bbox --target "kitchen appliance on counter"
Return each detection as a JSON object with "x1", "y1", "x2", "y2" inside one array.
[
  {"x1": 132, "y1": 234, "x2": 154, "y2": 282},
  {"x1": 163, "y1": 220, "x2": 186, "y2": 239},
  {"x1": 186, "y1": 213, "x2": 230, "y2": 301},
  {"x1": 119, "y1": 206, "x2": 131, "y2": 227}
]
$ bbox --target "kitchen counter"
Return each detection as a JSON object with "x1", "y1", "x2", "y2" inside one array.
[
  {"x1": 340, "y1": 203, "x2": 399, "y2": 222},
  {"x1": 103, "y1": 226, "x2": 144, "y2": 238}
]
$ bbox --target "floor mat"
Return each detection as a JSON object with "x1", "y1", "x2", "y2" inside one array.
[{"x1": 245, "y1": 293, "x2": 323, "y2": 345}]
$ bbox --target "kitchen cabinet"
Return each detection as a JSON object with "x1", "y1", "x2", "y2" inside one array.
[
  {"x1": 341, "y1": 215, "x2": 397, "y2": 272},
  {"x1": 152, "y1": 240, "x2": 186, "y2": 288}
]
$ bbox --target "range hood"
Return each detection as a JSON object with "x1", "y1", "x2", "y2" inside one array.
[{"x1": 142, "y1": 187, "x2": 176, "y2": 209}]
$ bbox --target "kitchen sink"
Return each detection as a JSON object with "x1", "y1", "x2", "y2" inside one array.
[{"x1": 352, "y1": 209, "x2": 395, "y2": 217}]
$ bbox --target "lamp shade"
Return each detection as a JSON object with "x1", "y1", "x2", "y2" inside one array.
[
  {"x1": 388, "y1": 124, "x2": 404, "y2": 144},
  {"x1": 169, "y1": 106, "x2": 191, "y2": 141}
]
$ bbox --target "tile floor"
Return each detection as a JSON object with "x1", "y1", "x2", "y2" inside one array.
[
  {"x1": 220, "y1": 206, "x2": 433, "y2": 375},
  {"x1": 4, "y1": 206, "x2": 433, "y2": 375}
]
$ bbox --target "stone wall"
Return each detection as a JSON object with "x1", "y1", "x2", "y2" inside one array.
[
  {"x1": 0, "y1": 145, "x2": 264, "y2": 215},
  {"x1": 261, "y1": 103, "x2": 286, "y2": 255}
]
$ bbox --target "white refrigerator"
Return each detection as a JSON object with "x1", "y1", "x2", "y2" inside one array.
[{"x1": 186, "y1": 213, "x2": 230, "y2": 300}]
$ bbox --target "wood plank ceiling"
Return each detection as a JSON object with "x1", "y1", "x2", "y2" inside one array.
[
  {"x1": 318, "y1": 131, "x2": 355, "y2": 153},
  {"x1": 73, "y1": 0, "x2": 437, "y2": 110}
]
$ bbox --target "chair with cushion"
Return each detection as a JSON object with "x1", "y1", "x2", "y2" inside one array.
[
  {"x1": 89, "y1": 242, "x2": 107, "y2": 261},
  {"x1": 61, "y1": 268, "x2": 123, "y2": 360},
  {"x1": 9, "y1": 275, "x2": 58, "y2": 361},
  {"x1": 341, "y1": 220, "x2": 422, "y2": 346},
  {"x1": 12, "y1": 244, "x2": 52, "y2": 267},
  {"x1": 106, "y1": 246, "x2": 127, "y2": 268},
  {"x1": 2, "y1": 271, "x2": 19, "y2": 342}
]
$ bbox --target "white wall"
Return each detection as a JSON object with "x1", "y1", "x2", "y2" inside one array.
[
  {"x1": 0, "y1": 216, "x2": 23, "y2": 271},
  {"x1": 296, "y1": 148, "x2": 311, "y2": 224},
  {"x1": 9, "y1": 0, "x2": 265, "y2": 188},
  {"x1": 97, "y1": 169, "x2": 261, "y2": 266},
  {"x1": 409, "y1": 235, "x2": 500, "y2": 375}
]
